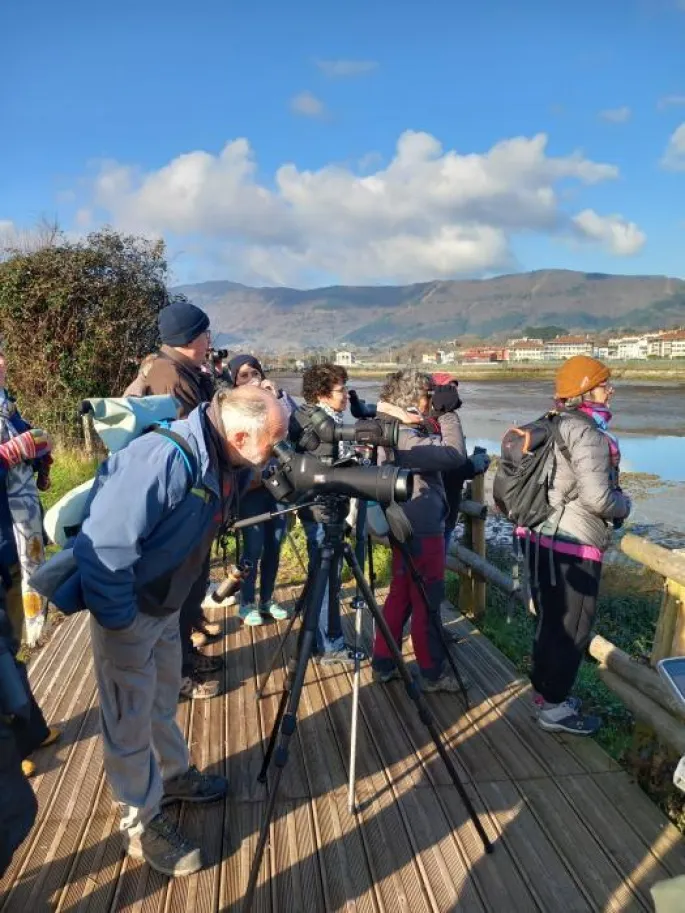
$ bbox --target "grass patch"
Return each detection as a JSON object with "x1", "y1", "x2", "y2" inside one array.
[{"x1": 41, "y1": 448, "x2": 99, "y2": 511}]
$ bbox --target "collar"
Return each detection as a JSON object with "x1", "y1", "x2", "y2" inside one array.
[{"x1": 160, "y1": 345, "x2": 203, "y2": 375}]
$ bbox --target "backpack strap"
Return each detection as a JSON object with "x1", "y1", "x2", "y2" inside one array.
[{"x1": 149, "y1": 426, "x2": 199, "y2": 496}]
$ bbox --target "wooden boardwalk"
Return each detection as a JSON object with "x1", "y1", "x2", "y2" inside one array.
[{"x1": 2, "y1": 583, "x2": 685, "y2": 913}]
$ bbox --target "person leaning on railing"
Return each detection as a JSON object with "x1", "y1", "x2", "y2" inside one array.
[{"x1": 370, "y1": 370, "x2": 489, "y2": 693}]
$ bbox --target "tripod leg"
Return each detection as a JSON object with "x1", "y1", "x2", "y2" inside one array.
[
  {"x1": 342, "y1": 542, "x2": 493, "y2": 855},
  {"x1": 394, "y1": 541, "x2": 470, "y2": 710},
  {"x1": 367, "y1": 534, "x2": 376, "y2": 595},
  {"x1": 347, "y1": 599, "x2": 364, "y2": 813},
  {"x1": 255, "y1": 576, "x2": 309, "y2": 699},
  {"x1": 243, "y1": 549, "x2": 333, "y2": 913}
]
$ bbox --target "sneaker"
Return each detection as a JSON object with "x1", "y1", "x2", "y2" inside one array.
[
  {"x1": 532, "y1": 694, "x2": 582, "y2": 717},
  {"x1": 179, "y1": 676, "x2": 221, "y2": 701},
  {"x1": 260, "y1": 600, "x2": 292, "y2": 621},
  {"x1": 372, "y1": 667, "x2": 401, "y2": 684},
  {"x1": 126, "y1": 813, "x2": 203, "y2": 877},
  {"x1": 350, "y1": 597, "x2": 367, "y2": 611},
  {"x1": 239, "y1": 603, "x2": 264, "y2": 626},
  {"x1": 162, "y1": 764, "x2": 228, "y2": 806},
  {"x1": 202, "y1": 583, "x2": 236, "y2": 610},
  {"x1": 420, "y1": 671, "x2": 471, "y2": 693},
  {"x1": 191, "y1": 649, "x2": 223, "y2": 674},
  {"x1": 318, "y1": 646, "x2": 357, "y2": 667},
  {"x1": 538, "y1": 700, "x2": 600, "y2": 736}
]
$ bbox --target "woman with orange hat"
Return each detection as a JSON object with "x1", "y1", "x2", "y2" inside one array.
[{"x1": 525, "y1": 355, "x2": 631, "y2": 736}]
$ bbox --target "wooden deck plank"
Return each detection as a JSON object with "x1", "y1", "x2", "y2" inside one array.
[{"x1": 3, "y1": 590, "x2": 685, "y2": 913}]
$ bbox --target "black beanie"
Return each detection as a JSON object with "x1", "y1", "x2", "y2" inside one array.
[
  {"x1": 158, "y1": 300, "x2": 210, "y2": 346},
  {"x1": 227, "y1": 353, "x2": 264, "y2": 383}
]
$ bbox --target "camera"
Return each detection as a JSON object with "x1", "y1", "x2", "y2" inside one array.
[
  {"x1": 290, "y1": 408, "x2": 399, "y2": 456},
  {"x1": 264, "y1": 441, "x2": 413, "y2": 506},
  {"x1": 209, "y1": 348, "x2": 229, "y2": 361}
]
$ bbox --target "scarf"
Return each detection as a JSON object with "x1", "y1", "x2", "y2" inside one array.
[
  {"x1": 0, "y1": 390, "x2": 46, "y2": 646},
  {"x1": 577, "y1": 401, "x2": 621, "y2": 469}
]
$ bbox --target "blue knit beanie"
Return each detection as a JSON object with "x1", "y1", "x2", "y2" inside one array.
[{"x1": 158, "y1": 300, "x2": 210, "y2": 346}]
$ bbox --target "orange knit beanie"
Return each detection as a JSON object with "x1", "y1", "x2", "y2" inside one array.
[{"x1": 555, "y1": 355, "x2": 610, "y2": 400}]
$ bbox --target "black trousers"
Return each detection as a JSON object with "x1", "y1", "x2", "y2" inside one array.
[
  {"x1": 0, "y1": 721, "x2": 37, "y2": 878},
  {"x1": 179, "y1": 556, "x2": 211, "y2": 677},
  {"x1": 528, "y1": 543, "x2": 602, "y2": 705},
  {"x1": 11, "y1": 660, "x2": 49, "y2": 758}
]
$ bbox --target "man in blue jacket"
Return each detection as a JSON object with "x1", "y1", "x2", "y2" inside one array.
[{"x1": 73, "y1": 385, "x2": 287, "y2": 878}]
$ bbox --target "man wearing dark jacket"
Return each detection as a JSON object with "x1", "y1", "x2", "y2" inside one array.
[
  {"x1": 71, "y1": 387, "x2": 287, "y2": 877},
  {"x1": 125, "y1": 300, "x2": 221, "y2": 700}
]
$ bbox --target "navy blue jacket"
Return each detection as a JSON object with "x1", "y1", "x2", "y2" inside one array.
[
  {"x1": 0, "y1": 405, "x2": 32, "y2": 568},
  {"x1": 73, "y1": 405, "x2": 251, "y2": 630}
]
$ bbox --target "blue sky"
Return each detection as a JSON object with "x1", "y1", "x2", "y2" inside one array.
[{"x1": 1, "y1": 0, "x2": 684, "y2": 287}]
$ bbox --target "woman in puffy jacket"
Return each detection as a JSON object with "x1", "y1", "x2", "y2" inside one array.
[{"x1": 522, "y1": 355, "x2": 631, "y2": 736}]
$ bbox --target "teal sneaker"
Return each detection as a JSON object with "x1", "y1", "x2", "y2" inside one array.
[
  {"x1": 260, "y1": 600, "x2": 293, "y2": 621},
  {"x1": 239, "y1": 603, "x2": 264, "y2": 626}
]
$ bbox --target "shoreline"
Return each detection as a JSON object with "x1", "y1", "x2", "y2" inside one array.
[{"x1": 340, "y1": 362, "x2": 685, "y2": 383}]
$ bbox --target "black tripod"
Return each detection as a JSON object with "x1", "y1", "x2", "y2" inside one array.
[{"x1": 242, "y1": 496, "x2": 493, "y2": 913}]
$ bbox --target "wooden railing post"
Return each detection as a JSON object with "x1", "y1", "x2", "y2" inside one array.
[
  {"x1": 459, "y1": 483, "x2": 475, "y2": 616},
  {"x1": 81, "y1": 411, "x2": 95, "y2": 458},
  {"x1": 470, "y1": 474, "x2": 487, "y2": 619}
]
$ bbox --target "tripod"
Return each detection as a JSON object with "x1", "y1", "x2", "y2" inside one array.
[{"x1": 242, "y1": 496, "x2": 493, "y2": 913}]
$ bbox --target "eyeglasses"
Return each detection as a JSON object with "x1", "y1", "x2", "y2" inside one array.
[{"x1": 331, "y1": 386, "x2": 348, "y2": 394}]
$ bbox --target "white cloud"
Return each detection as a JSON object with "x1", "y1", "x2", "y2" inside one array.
[
  {"x1": 572, "y1": 209, "x2": 646, "y2": 255},
  {"x1": 84, "y1": 130, "x2": 637, "y2": 285},
  {"x1": 661, "y1": 122, "x2": 685, "y2": 170},
  {"x1": 315, "y1": 59, "x2": 378, "y2": 78},
  {"x1": 599, "y1": 106, "x2": 632, "y2": 123},
  {"x1": 290, "y1": 91, "x2": 327, "y2": 119},
  {"x1": 658, "y1": 94, "x2": 685, "y2": 110}
]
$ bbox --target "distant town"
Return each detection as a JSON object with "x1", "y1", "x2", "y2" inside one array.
[{"x1": 326, "y1": 327, "x2": 685, "y2": 370}]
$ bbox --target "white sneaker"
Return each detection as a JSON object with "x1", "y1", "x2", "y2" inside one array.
[{"x1": 201, "y1": 582, "x2": 236, "y2": 609}]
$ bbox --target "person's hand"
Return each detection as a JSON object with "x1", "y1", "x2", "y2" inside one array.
[
  {"x1": 431, "y1": 385, "x2": 462, "y2": 414},
  {"x1": 0, "y1": 429, "x2": 51, "y2": 469},
  {"x1": 469, "y1": 449, "x2": 491, "y2": 475},
  {"x1": 260, "y1": 378, "x2": 279, "y2": 397}
]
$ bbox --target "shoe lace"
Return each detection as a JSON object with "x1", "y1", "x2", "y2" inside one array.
[{"x1": 151, "y1": 814, "x2": 191, "y2": 851}]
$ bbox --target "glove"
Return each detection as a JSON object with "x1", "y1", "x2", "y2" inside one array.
[
  {"x1": 468, "y1": 450, "x2": 491, "y2": 476},
  {"x1": 349, "y1": 390, "x2": 376, "y2": 419},
  {"x1": 0, "y1": 429, "x2": 51, "y2": 469},
  {"x1": 36, "y1": 454, "x2": 53, "y2": 491},
  {"x1": 431, "y1": 385, "x2": 462, "y2": 415}
]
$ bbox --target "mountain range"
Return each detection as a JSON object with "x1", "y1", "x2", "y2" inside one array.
[{"x1": 172, "y1": 269, "x2": 685, "y2": 350}]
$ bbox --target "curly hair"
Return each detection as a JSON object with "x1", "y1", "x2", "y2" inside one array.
[
  {"x1": 380, "y1": 369, "x2": 434, "y2": 410},
  {"x1": 302, "y1": 363, "x2": 348, "y2": 404}
]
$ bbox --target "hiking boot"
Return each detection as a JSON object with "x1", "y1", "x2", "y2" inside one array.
[
  {"x1": 538, "y1": 700, "x2": 600, "y2": 736},
  {"x1": 420, "y1": 671, "x2": 471, "y2": 693},
  {"x1": 239, "y1": 603, "x2": 264, "y2": 626},
  {"x1": 191, "y1": 649, "x2": 223, "y2": 674},
  {"x1": 21, "y1": 759, "x2": 36, "y2": 778},
  {"x1": 162, "y1": 765, "x2": 228, "y2": 806},
  {"x1": 318, "y1": 646, "x2": 357, "y2": 667},
  {"x1": 350, "y1": 597, "x2": 367, "y2": 611},
  {"x1": 260, "y1": 600, "x2": 292, "y2": 621},
  {"x1": 179, "y1": 676, "x2": 221, "y2": 701},
  {"x1": 126, "y1": 813, "x2": 203, "y2": 877},
  {"x1": 372, "y1": 667, "x2": 401, "y2": 684},
  {"x1": 39, "y1": 726, "x2": 61, "y2": 748}
]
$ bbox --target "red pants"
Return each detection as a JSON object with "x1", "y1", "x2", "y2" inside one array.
[{"x1": 372, "y1": 537, "x2": 446, "y2": 679}]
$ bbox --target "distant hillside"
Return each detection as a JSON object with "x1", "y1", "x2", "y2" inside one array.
[{"x1": 172, "y1": 270, "x2": 685, "y2": 350}]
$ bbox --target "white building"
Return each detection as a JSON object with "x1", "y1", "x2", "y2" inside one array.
[
  {"x1": 335, "y1": 351, "x2": 355, "y2": 367},
  {"x1": 607, "y1": 334, "x2": 652, "y2": 360},
  {"x1": 507, "y1": 340, "x2": 545, "y2": 362},
  {"x1": 543, "y1": 336, "x2": 594, "y2": 360},
  {"x1": 651, "y1": 330, "x2": 685, "y2": 358}
]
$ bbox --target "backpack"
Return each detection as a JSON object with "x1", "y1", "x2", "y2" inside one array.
[
  {"x1": 43, "y1": 395, "x2": 197, "y2": 548},
  {"x1": 492, "y1": 411, "x2": 571, "y2": 529}
]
